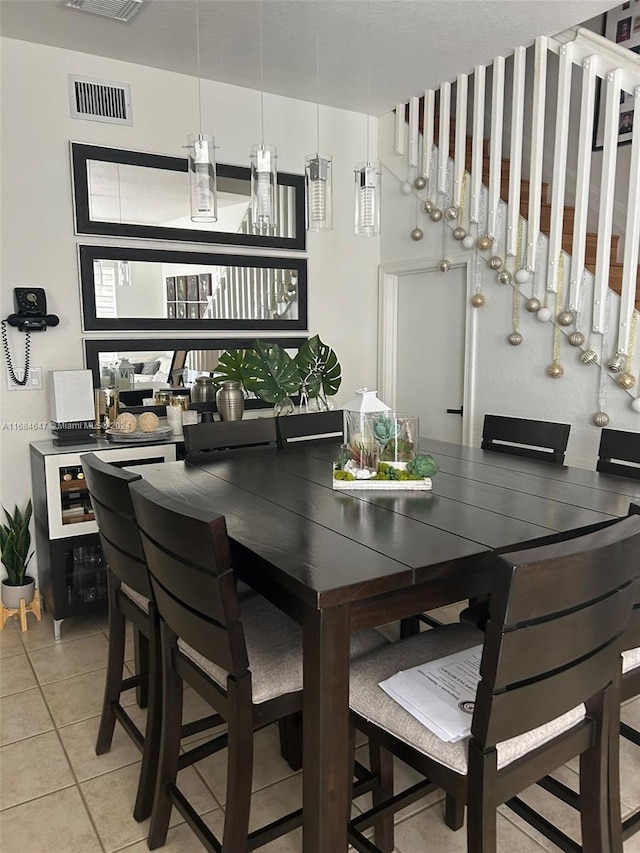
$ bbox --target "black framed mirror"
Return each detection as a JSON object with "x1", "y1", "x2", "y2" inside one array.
[
  {"x1": 84, "y1": 337, "x2": 308, "y2": 411},
  {"x1": 71, "y1": 143, "x2": 306, "y2": 251},
  {"x1": 79, "y1": 245, "x2": 307, "y2": 332}
]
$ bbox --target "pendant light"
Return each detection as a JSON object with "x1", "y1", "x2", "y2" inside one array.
[
  {"x1": 250, "y1": 0, "x2": 278, "y2": 233},
  {"x1": 305, "y1": 5, "x2": 333, "y2": 232},
  {"x1": 354, "y1": 0, "x2": 381, "y2": 236},
  {"x1": 187, "y1": 0, "x2": 217, "y2": 223}
]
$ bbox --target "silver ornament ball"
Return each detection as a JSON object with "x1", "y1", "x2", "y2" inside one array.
[
  {"x1": 470, "y1": 293, "x2": 486, "y2": 308},
  {"x1": 497, "y1": 270, "x2": 513, "y2": 286},
  {"x1": 514, "y1": 268, "x2": 531, "y2": 284},
  {"x1": 525, "y1": 297, "x2": 541, "y2": 313},
  {"x1": 453, "y1": 227, "x2": 467, "y2": 241},
  {"x1": 489, "y1": 255, "x2": 503, "y2": 271},
  {"x1": 607, "y1": 354, "x2": 625, "y2": 373},
  {"x1": 536, "y1": 307, "x2": 553, "y2": 323},
  {"x1": 508, "y1": 332, "x2": 523, "y2": 346},
  {"x1": 556, "y1": 310, "x2": 575, "y2": 327},
  {"x1": 568, "y1": 332, "x2": 585, "y2": 347},
  {"x1": 439, "y1": 259, "x2": 452, "y2": 273},
  {"x1": 631, "y1": 397, "x2": 640, "y2": 413},
  {"x1": 546, "y1": 362, "x2": 564, "y2": 379},
  {"x1": 445, "y1": 206, "x2": 458, "y2": 221},
  {"x1": 593, "y1": 412, "x2": 610, "y2": 428},
  {"x1": 423, "y1": 199, "x2": 434, "y2": 214},
  {"x1": 581, "y1": 349, "x2": 598, "y2": 365},
  {"x1": 462, "y1": 235, "x2": 476, "y2": 250},
  {"x1": 410, "y1": 227, "x2": 424, "y2": 241},
  {"x1": 476, "y1": 235, "x2": 492, "y2": 251},
  {"x1": 413, "y1": 176, "x2": 427, "y2": 190},
  {"x1": 400, "y1": 181, "x2": 413, "y2": 195},
  {"x1": 429, "y1": 208, "x2": 443, "y2": 222}
]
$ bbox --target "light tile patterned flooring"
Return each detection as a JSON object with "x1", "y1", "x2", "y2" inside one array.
[{"x1": 1, "y1": 603, "x2": 639, "y2": 852}]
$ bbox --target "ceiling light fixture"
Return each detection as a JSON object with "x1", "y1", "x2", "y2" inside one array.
[
  {"x1": 250, "y1": 0, "x2": 278, "y2": 234},
  {"x1": 305, "y1": 4, "x2": 333, "y2": 232},
  {"x1": 354, "y1": 0, "x2": 381, "y2": 237},
  {"x1": 64, "y1": 0, "x2": 144, "y2": 23},
  {"x1": 187, "y1": 0, "x2": 217, "y2": 223}
]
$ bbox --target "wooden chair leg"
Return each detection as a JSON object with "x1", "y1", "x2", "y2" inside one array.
[
  {"x1": 133, "y1": 627, "x2": 150, "y2": 709},
  {"x1": 133, "y1": 606, "x2": 162, "y2": 823},
  {"x1": 148, "y1": 631, "x2": 184, "y2": 850},
  {"x1": 369, "y1": 738, "x2": 394, "y2": 853},
  {"x1": 222, "y1": 679, "x2": 254, "y2": 851},
  {"x1": 581, "y1": 685, "x2": 616, "y2": 853},
  {"x1": 96, "y1": 583, "x2": 126, "y2": 755},
  {"x1": 445, "y1": 793, "x2": 465, "y2": 831},
  {"x1": 466, "y1": 741, "x2": 497, "y2": 853},
  {"x1": 278, "y1": 712, "x2": 303, "y2": 771}
]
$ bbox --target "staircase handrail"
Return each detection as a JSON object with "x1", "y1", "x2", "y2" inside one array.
[{"x1": 549, "y1": 26, "x2": 640, "y2": 93}]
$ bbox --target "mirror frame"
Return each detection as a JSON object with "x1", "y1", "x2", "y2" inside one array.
[
  {"x1": 79, "y1": 244, "x2": 308, "y2": 332},
  {"x1": 71, "y1": 142, "x2": 306, "y2": 251},
  {"x1": 84, "y1": 336, "x2": 308, "y2": 412}
]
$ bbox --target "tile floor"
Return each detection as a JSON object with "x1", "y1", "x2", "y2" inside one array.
[{"x1": 1, "y1": 603, "x2": 639, "y2": 853}]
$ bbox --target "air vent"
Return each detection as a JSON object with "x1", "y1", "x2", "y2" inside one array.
[
  {"x1": 64, "y1": 0, "x2": 144, "y2": 22},
  {"x1": 69, "y1": 75, "x2": 133, "y2": 125}
]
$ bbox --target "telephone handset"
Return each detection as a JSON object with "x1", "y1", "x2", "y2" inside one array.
[{"x1": 3, "y1": 287, "x2": 59, "y2": 386}]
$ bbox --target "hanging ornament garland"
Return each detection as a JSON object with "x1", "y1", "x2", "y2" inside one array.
[
  {"x1": 507, "y1": 219, "x2": 525, "y2": 346},
  {"x1": 546, "y1": 253, "x2": 565, "y2": 378},
  {"x1": 592, "y1": 290, "x2": 612, "y2": 426},
  {"x1": 618, "y1": 310, "x2": 637, "y2": 390},
  {"x1": 438, "y1": 158, "x2": 454, "y2": 272},
  {"x1": 410, "y1": 194, "x2": 423, "y2": 241}
]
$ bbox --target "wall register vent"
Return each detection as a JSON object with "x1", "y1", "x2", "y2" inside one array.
[
  {"x1": 69, "y1": 76, "x2": 133, "y2": 125},
  {"x1": 63, "y1": 0, "x2": 144, "y2": 22}
]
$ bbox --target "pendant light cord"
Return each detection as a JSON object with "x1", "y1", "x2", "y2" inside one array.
[
  {"x1": 365, "y1": 0, "x2": 371, "y2": 162},
  {"x1": 195, "y1": 0, "x2": 203, "y2": 134},
  {"x1": 259, "y1": 0, "x2": 265, "y2": 145},
  {"x1": 315, "y1": 0, "x2": 320, "y2": 153}
]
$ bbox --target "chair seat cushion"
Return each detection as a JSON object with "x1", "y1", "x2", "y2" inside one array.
[
  {"x1": 623, "y1": 647, "x2": 640, "y2": 674},
  {"x1": 179, "y1": 594, "x2": 389, "y2": 705},
  {"x1": 350, "y1": 623, "x2": 586, "y2": 775},
  {"x1": 121, "y1": 583, "x2": 150, "y2": 613}
]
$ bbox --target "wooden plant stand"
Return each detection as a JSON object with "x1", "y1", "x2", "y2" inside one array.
[{"x1": 0, "y1": 589, "x2": 42, "y2": 632}]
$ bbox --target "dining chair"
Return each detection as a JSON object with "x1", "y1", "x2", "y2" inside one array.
[
  {"x1": 597, "y1": 428, "x2": 640, "y2": 480},
  {"x1": 182, "y1": 417, "x2": 278, "y2": 462},
  {"x1": 348, "y1": 514, "x2": 640, "y2": 853},
  {"x1": 128, "y1": 477, "x2": 389, "y2": 851},
  {"x1": 481, "y1": 414, "x2": 571, "y2": 465},
  {"x1": 275, "y1": 410, "x2": 344, "y2": 445}
]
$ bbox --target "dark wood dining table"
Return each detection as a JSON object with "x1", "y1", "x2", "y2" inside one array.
[{"x1": 129, "y1": 437, "x2": 640, "y2": 852}]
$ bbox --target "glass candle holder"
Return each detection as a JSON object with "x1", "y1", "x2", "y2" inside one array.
[
  {"x1": 374, "y1": 414, "x2": 419, "y2": 468},
  {"x1": 94, "y1": 388, "x2": 119, "y2": 434}
]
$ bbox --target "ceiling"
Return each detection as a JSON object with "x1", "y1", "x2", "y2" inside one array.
[{"x1": 0, "y1": 0, "x2": 620, "y2": 115}]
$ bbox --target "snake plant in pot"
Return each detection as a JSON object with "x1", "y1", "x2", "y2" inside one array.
[{"x1": 0, "y1": 500, "x2": 36, "y2": 610}]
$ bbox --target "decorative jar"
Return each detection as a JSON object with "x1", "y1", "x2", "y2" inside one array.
[
  {"x1": 216, "y1": 381, "x2": 244, "y2": 421},
  {"x1": 191, "y1": 376, "x2": 216, "y2": 403}
]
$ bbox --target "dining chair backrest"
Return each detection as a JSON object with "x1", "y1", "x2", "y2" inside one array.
[
  {"x1": 481, "y1": 414, "x2": 571, "y2": 464},
  {"x1": 472, "y1": 514, "x2": 640, "y2": 750},
  {"x1": 596, "y1": 428, "x2": 640, "y2": 480},
  {"x1": 129, "y1": 478, "x2": 249, "y2": 679},
  {"x1": 183, "y1": 418, "x2": 278, "y2": 459},
  {"x1": 276, "y1": 410, "x2": 343, "y2": 445},
  {"x1": 80, "y1": 452, "x2": 150, "y2": 598}
]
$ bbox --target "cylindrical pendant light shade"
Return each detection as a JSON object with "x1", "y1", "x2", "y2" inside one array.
[
  {"x1": 188, "y1": 133, "x2": 217, "y2": 223},
  {"x1": 305, "y1": 153, "x2": 333, "y2": 232},
  {"x1": 250, "y1": 143, "x2": 278, "y2": 232},
  {"x1": 354, "y1": 161, "x2": 381, "y2": 236}
]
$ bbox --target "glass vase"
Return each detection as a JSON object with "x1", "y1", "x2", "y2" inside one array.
[{"x1": 274, "y1": 397, "x2": 295, "y2": 417}]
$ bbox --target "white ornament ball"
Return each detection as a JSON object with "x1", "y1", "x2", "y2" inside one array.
[
  {"x1": 631, "y1": 397, "x2": 640, "y2": 413},
  {"x1": 568, "y1": 332, "x2": 585, "y2": 347},
  {"x1": 453, "y1": 227, "x2": 466, "y2": 241},
  {"x1": 462, "y1": 235, "x2": 476, "y2": 250},
  {"x1": 508, "y1": 332, "x2": 523, "y2": 346},
  {"x1": 439, "y1": 259, "x2": 452, "y2": 273},
  {"x1": 607, "y1": 354, "x2": 625, "y2": 373},
  {"x1": 423, "y1": 199, "x2": 434, "y2": 213},
  {"x1": 497, "y1": 270, "x2": 513, "y2": 286},
  {"x1": 525, "y1": 297, "x2": 541, "y2": 313},
  {"x1": 429, "y1": 208, "x2": 443, "y2": 222},
  {"x1": 514, "y1": 268, "x2": 531, "y2": 284},
  {"x1": 470, "y1": 293, "x2": 486, "y2": 308},
  {"x1": 410, "y1": 227, "x2": 424, "y2": 241},
  {"x1": 536, "y1": 307, "x2": 552, "y2": 323},
  {"x1": 593, "y1": 412, "x2": 610, "y2": 428},
  {"x1": 546, "y1": 362, "x2": 564, "y2": 379},
  {"x1": 414, "y1": 176, "x2": 427, "y2": 190},
  {"x1": 445, "y1": 206, "x2": 458, "y2": 221},
  {"x1": 489, "y1": 255, "x2": 503, "y2": 271},
  {"x1": 401, "y1": 181, "x2": 413, "y2": 195}
]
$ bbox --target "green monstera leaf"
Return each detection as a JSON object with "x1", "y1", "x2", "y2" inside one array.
[
  {"x1": 214, "y1": 349, "x2": 254, "y2": 396},
  {"x1": 295, "y1": 335, "x2": 342, "y2": 399},
  {"x1": 244, "y1": 340, "x2": 301, "y2": 404}
]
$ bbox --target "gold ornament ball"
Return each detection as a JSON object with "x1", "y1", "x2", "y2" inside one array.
[
  {"x1": 618, "y1": 372, "x2": 636, "y2": 390},
  {"x1": 508, "y1": 332, "x2": 523, "y2": 346},
  {"x1": 410, "y1": 227, "x2": 424, "y2": 241},
  {"x1": 445, "y1": 206, "x2": 458, "y2": 221},
  {"x1": 592, "y1": 412, "x2": 610, "y2": 428},
  {"x1": 400, "y1": 181, "x2": 413, "y2": 195},
  {"x1": 525, "y1": 297, "x2": 541, "y2": 313},
  {"x1": 514, "y1": 268, "x2": 531, "y2": 284},
  {"x1": 497, "y1": 270, "x2": 512, "y2": 286},
  {"x1": 470, "y1": 293, "x2": 486, "y2": 308},
  {"x1": 607, "y1": 354, "x2": 625, "y2": 373},
  {"x1": 439, "y1": 259, "x2": 451, "y2": 273},
  {"x1": 546, "y1": 362, "x2": 564, "y2": 379},
  {"x1": 429, "y1": 208, "x2": 443, "y2": 222},
  {"x1": 423, "y1": 199, "x2": 434, "y2": 213},
  {"x1": 453, "y1": 227, "x2": 466, "y2": 241},
  {"x1": 568, "y1": 331, "x2": 585, "y2": 347},
  {"x1": 462, "y1": 234, "x2": 475, "y2": 249},
  {"x1": 414, "y1": 176, "x2": 427, "y2": 190},
  {"x1": 489, "y1": 255, "x2": 503, "y2": 271},
  {"x1": 630, "y1": 397, "x2": 640, "y2": 413},
  {"x1": 557, "y1": 310, "x2": 575, "y2": 327},
  {"x1": 580, "y1": 349, "x2": 598, "y2": 365},
  {"x1": 476, "y1": 235, "x2": 491, "y2": 251}
]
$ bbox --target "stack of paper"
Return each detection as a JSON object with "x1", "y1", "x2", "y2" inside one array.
[{"x1": 379, "y1": 645, "x2": 483, "y2": 742}]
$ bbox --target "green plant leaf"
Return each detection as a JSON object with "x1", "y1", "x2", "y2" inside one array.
[
  {"x1": 0, "y1": 500, "x2": 33, "y2": 585},
  {"x1": 213, "y1": 349, "x2": 254, "y2": 395},
  {"x1": 295, "y1": 335, "x2": 342, "y2": 398},
  {"x1": 244, "y1": 341, "x2": 301, "y2": 404}
]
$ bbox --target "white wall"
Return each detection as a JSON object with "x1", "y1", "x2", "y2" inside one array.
[
  {"x1": 0, "y1": 38, "x2": 379, "y2": 577},
  {"x1": 378, "y1": 110, "x2": 639, "y2": 469}
]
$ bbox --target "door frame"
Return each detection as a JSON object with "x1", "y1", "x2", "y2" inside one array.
[{"x1": 377, "y1": 253, "x2": 478, "y2": 446}]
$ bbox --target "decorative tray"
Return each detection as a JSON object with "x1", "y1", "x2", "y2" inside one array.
[
  {"x1": 332, "y1": 476, "x2": 432, "y2": 491},
  {"x1": 105, "y1": 425, "x2": 174, "y2": 443}
]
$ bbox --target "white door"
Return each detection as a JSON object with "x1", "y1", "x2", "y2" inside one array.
[{"x1": 395, "y1": 266, "x2": 466, "y2": 443}]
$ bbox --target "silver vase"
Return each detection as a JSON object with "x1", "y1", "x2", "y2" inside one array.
[{"x1": 216, "y1": 381, "x2": 244, "y2": 421}]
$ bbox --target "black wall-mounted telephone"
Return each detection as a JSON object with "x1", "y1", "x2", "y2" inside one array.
[{"x1": 7, "y1": 287, "x2": 59, "y2": 332}]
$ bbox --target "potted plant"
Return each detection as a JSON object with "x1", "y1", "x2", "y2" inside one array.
[{"x1": 0, "y1": 500, "x2": 36, "y2": 611}]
